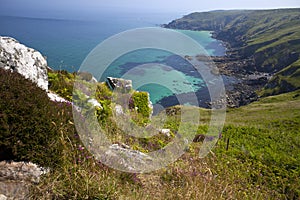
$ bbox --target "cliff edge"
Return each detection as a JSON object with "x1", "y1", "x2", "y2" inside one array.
[{"x1": 0, "y1": 36, "x2": 48, "y2": 91}]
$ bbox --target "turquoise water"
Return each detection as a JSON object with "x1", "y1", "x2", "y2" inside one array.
[
  {"x1": 176, "y1": 30, "x2": 225, "y2": 56},
  {"x1": 0, "y1": 14, "x2": 226, "y2": 106},
  {"x1": 100, "y1": 48, "x2": 209, "y2": 104},
  {"x1": 123, "y1": 63, "x2": 205, "y2": 104}
]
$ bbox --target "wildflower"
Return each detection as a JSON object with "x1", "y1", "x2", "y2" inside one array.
[{"x1": 78, "y1": 145, "x2": 84, "y2": 151}]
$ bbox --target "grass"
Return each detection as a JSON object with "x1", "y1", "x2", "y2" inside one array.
[
  {"x1": 2, "y1": 9, "x2": 300, "y2": 199},
  {"x1": 1, "y1": 69, "x2": 299, "y2": 199},
  {"x1": 31, "y1": 71, "x2": 300, "y2": 199},
  {"x1": 260, "y1": 59, "x2": 300, "y2": 96}
]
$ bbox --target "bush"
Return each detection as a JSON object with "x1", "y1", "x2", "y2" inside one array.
[
  {"x1": 48, "y1": 70, "x2": 75, "y2": 101},
  {"x1": 0, "y1": 68, "x2": 77, "y2": 168},
  {"x1": 130, "y1": 91, "x2": 151, "y2": 118},
  {"x1": 128, "y1": 91, "x2": 152, "y2": 125}
]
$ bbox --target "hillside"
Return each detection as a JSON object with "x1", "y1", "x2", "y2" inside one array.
[
  {"x1": 0, "y1": 19, "x2": 299, "y2": 199},
  {"x1": 164, "y1": 8, "x2": 300, "y2": 96},
  {"x1": 0, "y1": 67, "x2": 299, "y2": 199}
]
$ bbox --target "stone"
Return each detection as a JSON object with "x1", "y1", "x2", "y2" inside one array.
[
  {"x1": 0, "y1": 161, "x2": 49, "y2": 183},
  {"x1": 100, "y1": 144, "x2": 153, "y2": 173},
  {"x1": 115, "y1": 104, "x2": 124, "y2": 116},
  {"x1": 0, "y1": 194, "x2": 7, "y2": 200},
  {"x1": 47, "y1": 91, "x2": 69, "y2": 103},
  {"x1": 0, "y1": 161, "x2": 49, "y2": 199},
  {"x1": 106, "y1": 77, "x2": 132, "y2": 93},
  {"x1": 159, "y1": 129, "x2": 171, "y2": 137},
  {"x1": 0, "y1": 36, "x2": 48, "y2": 91},
  {"x1": 87, "y1": 98, "x2": 102, "y2": 109}
]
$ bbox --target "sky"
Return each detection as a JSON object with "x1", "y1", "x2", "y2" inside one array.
[{"x1": 0, "y1": 0, "x2": 299, "y2": 19}]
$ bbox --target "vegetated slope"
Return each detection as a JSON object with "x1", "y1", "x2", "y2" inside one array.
[
  {"x1": 1, "y1": 68, "x2": 299, "y2": 199},
  {"x1": 0, "y1": 68, "x2": 77, "y2": 168},
  {"x1": 219, "y1": 89, "x2": 300, "y2": 199},
  {"x1": 164, "y1": 8, "x2": 300, "y2": 96}
]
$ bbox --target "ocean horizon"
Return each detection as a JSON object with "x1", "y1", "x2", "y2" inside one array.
[{"x1": 0, "y1": 13, "x2": 226, "y2": 107}]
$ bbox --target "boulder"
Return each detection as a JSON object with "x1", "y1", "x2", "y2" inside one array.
[
  {"x1": 0, "y1": 36, "x2": 48, "y2": 91},
  {"x1": 159, "y1": 129, "x2": 171, "y2": 137},
  {"x1": 100, "y1": 144, "x2": 153, "y2": 173},
  {"x1": 0, "y1": 161, "x2": 49, "y2": 199},
  {"x1": 115, "y1": 104, "x2": 124, "y2": 116},
  {"x1": 106, "y1": 77, "x2": 132, "y2": 93},
  {"x1": 47, "y1": 91, "x2": 69, "y2": 103}
]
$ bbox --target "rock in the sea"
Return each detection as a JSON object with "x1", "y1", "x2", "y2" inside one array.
[{"x1": 0, "y1": 36, "x2": 48, "y2": 91}]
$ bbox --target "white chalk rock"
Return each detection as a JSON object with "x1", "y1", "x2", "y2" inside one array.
[{"x1": 0, "y1": 36, "x2": 48, "y2": 91}]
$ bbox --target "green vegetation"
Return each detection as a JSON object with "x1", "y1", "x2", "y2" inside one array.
[
  {"x1": 1, "y1": 69, "x2": 299, "y2": 199},
  {"x1": 260, "y1": 58, "x2": 300, "y2": 96},
  {"x1": 32, "y1": 86, "x2": 300, "y2": 199},
  {"x1": 129, "y1": 91, "x2": 152, "y2": 125},
  {"x1": 165, "y1": 8, "x2": 300, "y2": 96},
  {"x1": 48, "y1": 70, "x2": 75, "y2": 101},
  {"x1": 0, "y1": 68, "x2": 77, "y2": 168}
]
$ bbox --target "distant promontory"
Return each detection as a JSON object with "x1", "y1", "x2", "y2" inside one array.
[{"x1": 164, "y1": 8, "x2": 300, "y2": 99}]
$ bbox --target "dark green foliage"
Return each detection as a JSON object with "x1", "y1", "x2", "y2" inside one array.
[
  {"x1": 132, "y1": 92, "x2": 151, "y2": 117},
  {"x1": 94, "y1": 83, "x2": 113, "y2": 125},
  {"x1": 0, "y1": 68, "x2": 77, "y2": 168}
]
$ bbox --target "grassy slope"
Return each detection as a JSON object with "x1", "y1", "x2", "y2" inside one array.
[
  {"x1": 260, "y1": 58, "x2": 300, "y2": 96},
  {"x1": 148, "y1": 89, "x2": 300, "y2": 199},
  {"x1": 29, "y1": 70, "x2": 300, "y2": 199}
]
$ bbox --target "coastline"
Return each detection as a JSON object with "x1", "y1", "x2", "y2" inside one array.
[{"x1": 162, "y1": 24, "x2": 270, "y2": 108}]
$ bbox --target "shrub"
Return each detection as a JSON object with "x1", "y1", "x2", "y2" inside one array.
[
  {"x1": 130, "y1": 91, "x2": 151, "y2": 118},
  {"x1": 128, "y1": 91, "x2": 152, "y2": 126},
  {"x1": 0, "y1": 68, "x2": 77, "y2": 168},
  {"x1": 48, "y1": 70, "x2": 75, "y2": 101}
]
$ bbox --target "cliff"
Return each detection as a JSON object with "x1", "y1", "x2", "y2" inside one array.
[
  {"x1": 0, "y1": 36, "x2": 48, "y2": 91},
  {"x1": 164, "y1": 8, "x2": 300, "y2": 96}
]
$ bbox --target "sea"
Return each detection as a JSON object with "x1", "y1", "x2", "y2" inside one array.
[{"x1": 0, "y1": 13, "x2": 227, "y2": 109}]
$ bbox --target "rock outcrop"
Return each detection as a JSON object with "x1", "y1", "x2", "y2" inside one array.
[
  {"x1": 0, "y1": 36, "x2": 48, "y2": 91},
  {"x1": 0, "y1": 161, "x2": 49, "y2": 199},
  {"x1": 100, "y1": 144, "x2": 153, "y2": 173},
  {"x1": 106, "y1": 77, "x2": 132, "y2": 93}
]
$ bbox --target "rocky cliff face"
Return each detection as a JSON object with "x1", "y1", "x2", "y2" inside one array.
[{"x1": 0, "y1": 36, "x2": 48, "y2": 91}]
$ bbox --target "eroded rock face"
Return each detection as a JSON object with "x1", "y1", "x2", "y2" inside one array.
[{"x1": 0, "y1": 36, "x2": 48, "y2": 91}]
